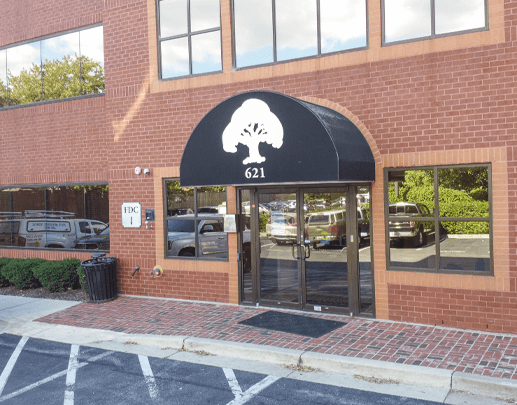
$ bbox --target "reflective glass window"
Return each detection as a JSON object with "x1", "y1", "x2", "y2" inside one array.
[
  {"x1": 158, "y1": 0, "x2": 222, "y2": 79},
  {"x1": 439, "y1": 221, "x2": 489, "y2": 272},
  {"x1": 435, "y1": 0, "x2": 486, "y2": 35},
  {"x1": 233, "y1": 0, "x2": 367, "y2": 69},
  {"x1": 7, "y1": 42, "x2": 42, "y2": 105},
  {"x1": 190, "y1": 0, "x2": 220, "y2": 32},
  {"x1": 79, "y1": 26, "x2": 105, "y2": 95},
  {"x1": 384, "y1": 0, "x2": 431, "y2": 43},
  {"x1": 160, "y1": 0, "x2": 188, "y2": 38},
  {"x1": 41, "y1": 32, "x2": 81, "y2": 100},
  {"x1": 438, "y1": 167, "x2": 488, "y2": 218},
  {"x1": 388, "y1": 169, "x2": 435, "y2": 270},
  {"x1": 165, "y1": 180, "x2": 228, "y2": 260},
  {"x1": 320, "y1": 0, "x2": 367, "y2": 54},
  {"x1": 383, "y1": 0, "x2": 487, "y2": 45},
  {"x1": 386, "y1": 165, "x2": 491, "y2": 274},
  {"x1": 0, "y1": 185, "x2": 109, "y2": 251},
  {"x1": 0, "y1": 24, "x2": 104, "y2": 108},
  {"x1": 0, "y1": 50, "x2": 6, "y2": 107},
  {"x1": 191, "y1": 31, "x2": 222, "y2": 75},
  {"x1": 161, "y1": 38, "x2": 190, "y2": 78},
  {"x1": 234, "y1": 0, "x2": 273, "y2": 68},
  {"x1": 276, "y1": 0, "x2": 317, "y2": 62}
]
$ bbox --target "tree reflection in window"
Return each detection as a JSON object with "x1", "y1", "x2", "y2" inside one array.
[{"x1": 1, "y1": 25, "x2": 104, "y2": 107}]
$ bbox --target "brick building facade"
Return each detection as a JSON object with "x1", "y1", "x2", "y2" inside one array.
[{"x1": 1, "y1": 0, "x2": 516, "y2": 333}]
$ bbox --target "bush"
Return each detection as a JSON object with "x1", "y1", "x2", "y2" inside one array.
[
  {"x1": 0, "y1": 258, "x2": 13, "y2": 287},
  {"x1": 77, "y1": 264, "x2": 88, "y2": 293},
  {"x1": 259, "y1": 212, "x2": 269, "y2": 232},
  {"x1": 391, "y1": 185, "x2": 489, "y2": 235},
  {"x1": 470, "y1": 187, "x2": 489, "y2": 201},
  {"x1": 32, "y1": 258, "x2": 81, "y2": 293},
  {"x1": 1, "y1": 258, "x2": 46, "y2": 289}
]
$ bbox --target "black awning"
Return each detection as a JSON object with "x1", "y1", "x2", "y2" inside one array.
[{"x1": 180, "y1": 91, "x2": 375, "y2": 186}]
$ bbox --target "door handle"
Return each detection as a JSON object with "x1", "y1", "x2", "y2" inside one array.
[
  {"x1": 304, "y1": 244, "x2": 310, "y2": 259},
  {"x1": 291, "y1": 244, "x2": 300, "y2": 260}
]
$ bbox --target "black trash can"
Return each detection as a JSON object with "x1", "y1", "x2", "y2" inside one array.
[{"x1": 81, "y1": 253, "x2": 118, "y2": 303}]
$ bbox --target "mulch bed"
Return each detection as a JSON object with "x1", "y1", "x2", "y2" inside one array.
[{"x1": 0, "y1": 285, "x2": 89, "y2": 302}]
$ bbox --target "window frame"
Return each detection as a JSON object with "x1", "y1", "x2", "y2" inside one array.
[
  {"x1": 381, "y1": 0, "x2": 489, "y2": 47},
  {"x1": 384, "y1": 164, "x2": 493, "y2": 275},
  {"x1": 163, "y1": 178, "x2": 228, "y2": 262},
  {"x1": 0, "y1": 182, "x2": 109, "y2": 252},
  {"x1": 230, "y1": 0, "x2": 369, "y2": 71},
  {"x1": 0, "y1": 23, "x2": 104, "y2": 110},
  {"x1": 156, "y1": 0, "x2": 224, "y2": 81}
]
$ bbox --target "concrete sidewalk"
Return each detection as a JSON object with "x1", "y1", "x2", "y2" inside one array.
[{"x1": 1, "y1": 294, "x2": 517, "y2": 404}]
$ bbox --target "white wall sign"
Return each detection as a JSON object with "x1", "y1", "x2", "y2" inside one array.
[{"x1": 122, "y1": 202, "x2": 142, "y2": 228}]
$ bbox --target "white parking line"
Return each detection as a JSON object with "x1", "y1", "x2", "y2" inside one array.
[
  {"x1": 0, "y1": 336, "x2": 28, "y2": 396},
  {"x1": 225, "y1": 374, "x2": 280, "y2": 405},
  {"x1": 138, "y1": 355, "x2": 159, "y2": 399},
  {"x1": 64, "y1": 345, "x2": 80, "y2": 405},
  {"x1": 223, "y1": 368, "x2": 243, "y2": 399},
  {"x1": 0, "y1": 351, "x2": 113, "y2": 403}
]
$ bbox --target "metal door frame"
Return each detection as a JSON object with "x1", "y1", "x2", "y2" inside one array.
[{"x1": 241, "y1": 185, "x2": 365, "y2": 315}]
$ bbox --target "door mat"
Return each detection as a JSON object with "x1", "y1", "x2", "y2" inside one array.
[{"x1": 238, "y1": 311, "x2": 346, "y2": 338}]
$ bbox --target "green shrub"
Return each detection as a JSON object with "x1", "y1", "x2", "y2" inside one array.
[
  {"x1": 0, "y1": 258, "x2": 13, "y2": 287},
  {"x1": 441, "y1": 221, "x2": 489, "y2": 235},
  {"x1": 470, "y1": 187, "x2": 489, "y2": 201},
  {"x1": 1, "y1": 258, "x2": 46, "y2": 289},
  {"x1": 259, "y1": 213, "x2": 269, "y2": 232},
  {"x1": 32, "y1": 258, "x2": 81, "y2": 293},
  {"x1": 391, "y1": 185, "x2": 489, "y2": 235},
  {"x1": 77, "y1": 264, "x2": 88, "y2": 293}
]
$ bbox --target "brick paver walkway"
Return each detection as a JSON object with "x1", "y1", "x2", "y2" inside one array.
[{"x1": 37, "y1": 296, "x2": 517, "y2": 380}]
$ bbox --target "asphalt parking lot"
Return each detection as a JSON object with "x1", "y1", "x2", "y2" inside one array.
[{"x1": 0, "y1": 334, "x2": 445, "y2": 405}]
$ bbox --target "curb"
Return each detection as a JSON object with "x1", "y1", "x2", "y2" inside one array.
[
  {"x1": 300, "y1": 351, "x2": 453, "y2": 388},
  {"x1": 452, "y1": 372, "x2": 517, "y2": 399},
  {"x1": 183, "y1": 337, "x2": 303, "y2": 367},
  {"x1": 4, "y1": 319, "x2": 517, "y2": 399}
]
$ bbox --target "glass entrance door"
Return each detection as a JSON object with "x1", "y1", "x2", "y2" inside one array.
[
  {"x1": 303, "y1": 188, "x2": 349, "y2": 309},
  {"x1": 239, "y1": 186, "x2": 373, "y2": 315},
  {"x1": 258, "y1": 190, "x2": 301, "y2": 308}
]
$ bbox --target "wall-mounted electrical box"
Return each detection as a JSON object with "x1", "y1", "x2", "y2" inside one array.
[{"x1": 145, "y1": 209, "x2": 155, "y2": 221}]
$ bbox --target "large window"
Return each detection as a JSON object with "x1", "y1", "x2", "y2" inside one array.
[
  {"x1": 164, "y1": 180, "x2": 228, "y2": 260},
  {"x1": 385, "y1": 165, "x2": 491, "y2": 274},
  {"x1": 232, "y1": 0, "x2": 367, "y2": 69},
  {"x1": 383, "y1": 0, "x2": 487, "y2": 45},
  {"x1": 0, "y1": 25, "x2": 104, "y2": 108},
  {"x1": 158, "y1": 0, "x2": 222, "y2": 79},
  {"x1": 0, "y1": 184, "x2": 109, "y2": 251}
]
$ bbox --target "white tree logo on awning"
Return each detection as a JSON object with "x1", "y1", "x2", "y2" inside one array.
[{"x1": 222, "y1": 99, "x2": 284, "y2": 165}]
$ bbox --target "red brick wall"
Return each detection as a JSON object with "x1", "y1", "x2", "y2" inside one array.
[
  {"x1": 119, "y1": 269, "x2": 229, "y2": 303},
  {"x1": 388, "y1": 284, "x2": 517, "y2": 334}
]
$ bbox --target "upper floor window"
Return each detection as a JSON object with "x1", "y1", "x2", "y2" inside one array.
[
  {"x1": 383, "y1": 0, "x2": 487, "y2": 45},
  {"x1": 0, "y1": 25, "x2": 104, "y2": 108},
  {"x1": 158, "y1": 0, "x2": 222, "y2": 79},
  {"x1": 233, "y1": 0, "x2": 367, "y2": 69}
]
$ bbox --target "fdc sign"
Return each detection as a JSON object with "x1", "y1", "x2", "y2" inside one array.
[{"x1": 122, "y1": 202, "x2": 142, "y2": 228}]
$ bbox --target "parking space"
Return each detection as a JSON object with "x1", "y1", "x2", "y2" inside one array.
[{"x1": 0, "y1": 334, "x2": 444, "y2": 405}]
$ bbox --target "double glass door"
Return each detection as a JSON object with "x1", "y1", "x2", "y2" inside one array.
[{"x1": 240, "y1": 186, "x2": 373, "y2": 315}]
